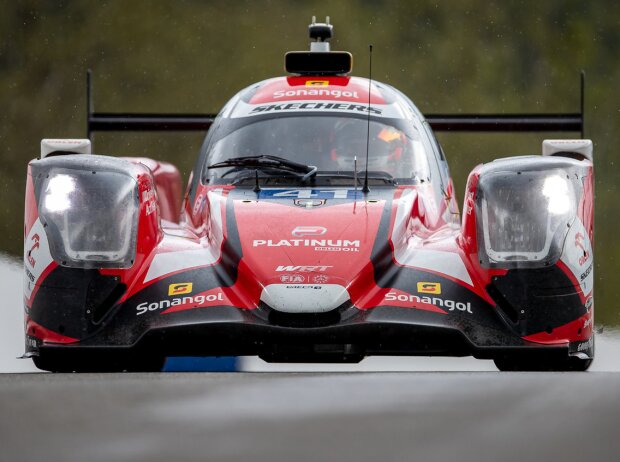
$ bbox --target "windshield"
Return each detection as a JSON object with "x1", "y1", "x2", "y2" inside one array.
[{"x1": 202, "y1": 115, "x2": 430, "y2": 184}]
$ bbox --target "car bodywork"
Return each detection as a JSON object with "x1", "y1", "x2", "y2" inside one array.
[{"x1": 23, "y1": 20, "x2": 595, "y2": 371}]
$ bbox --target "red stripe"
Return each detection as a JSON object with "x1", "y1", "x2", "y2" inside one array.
[{"x1": 26, "y1": 318, "x2": 78, "y2": 344}]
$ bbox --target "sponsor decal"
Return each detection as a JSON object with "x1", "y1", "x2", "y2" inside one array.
[
  {"x1": 25, "y1": 336, "x2": 39, "y2": 349},
  {"x1": 27, "y1": 234, "x2": 40, "y2": 268},
  {"x1": 168, "y1": 282, "x2": 193, "y2": 296},
  {"x1": 23, "y1": 219, "x2": 54, "y2": 299},
  {"x1": 142, "y1": 187, "x2": 157, "y2": 215},
  {"x1": 253, "y1": 239, "x2": 360, "y2": 252},
  {"x1": 585, "y1": 296, "x2": 594, "y2": 310},
  {"x1": 576, "y1": 337, "x2": 594, "y2": 352},
  {"x1": 25, "y1": 268, "x2": 35, "y2": 283},
  {"x1": 314, "y1": 246, "x2": 359, "y2": 252},
  {"x1": 385, "y1": 292, "x2": 472, "y2": 314},
  {"x1": 294, "y1": 199, "x2": 325, "y2": 208},
  {"x1": 583, "y1": 316, "x2": 593, "y2": 329},
  {"x1": 136, "y1": 292, "x2": 224, "y2": 316},
  {"x1": 465, "y1": 191, "x2": 475, "y2": 215},
  {"x1": 313, "y1": 274, "x2": 329, "y2": 284},
  {"x1": 292, "y1": 226, "x2": 327, "y2": 237},
  {"x1": 273, "y1": 89, "x2": 360, "y2": 99},
  {"x1": 285, "y1": 285, "x2": 322, "y2": 290},
  {"x1": 305, "y1": 80, "x2": 329, "y2": 86},
  {"x1": 575, "y1": 232, "x2": 591, "y2": 266},
  {"x1": 276, "y1": 265, "x2": 332, "y2": 272},
  {"x1": 250, "y1": 102, "x2": 382, "y2": 115},
  {"x1": 580, "y1": 262, "x2": 593, "y2": 282},
  {"x1": 280, "y1": 274, "x2": 305, "y2": 283},
  {"x1": 261, "y1": 189, "x2": 360, "y2": 199},
  {"x1": 193, "y1": 193, "x2": 204, "y2": 215},
  {"x1": 417, "y1": 282, "x2": 441, "y2": 295}
]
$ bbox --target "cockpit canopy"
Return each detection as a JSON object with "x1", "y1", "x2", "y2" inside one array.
[{"x1": 200, "y1": 76, "x2": 436, "y2": 187}]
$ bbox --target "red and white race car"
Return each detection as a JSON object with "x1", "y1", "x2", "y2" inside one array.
[{"x1": 23, "y1": 19, "x2": 594, "y2": 371}]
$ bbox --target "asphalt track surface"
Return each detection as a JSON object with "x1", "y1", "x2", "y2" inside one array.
[
  {"x1": 1, "y1": 371, "x2": 620, "y2": 462},
  {"x1": 3, "y1": 257, "x2": 620, "y2": 461}
]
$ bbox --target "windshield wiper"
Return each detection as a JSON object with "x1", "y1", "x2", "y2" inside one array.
[{"x1": 207, "y1": 155, "x2": 317, "y2": 182}]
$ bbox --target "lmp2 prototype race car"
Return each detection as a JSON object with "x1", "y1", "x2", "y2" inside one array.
[{"x1": 23, "y1": 19, "x2": 595, "y2": 372}]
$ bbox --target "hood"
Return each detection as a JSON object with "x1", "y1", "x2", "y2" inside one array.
[{"x1": 230, "y1": 188, "x2": 388, "y2": 313}]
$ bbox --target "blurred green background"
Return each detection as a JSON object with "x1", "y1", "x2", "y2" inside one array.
[{"x1": 1, "y1": 1, "x2": 618, "y2": 323}]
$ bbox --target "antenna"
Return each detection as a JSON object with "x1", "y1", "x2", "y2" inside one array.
[
  {"x1": 354, "y1": 155, "x2": 358, "y2": 195},
  {"x1": 580, "y1": 70, "x2": 585, "y2": 138},
  {"x1": 362, "y1": 44, "x2": 373, "y2": 194},
  {"x1": 86, "y1": 69, "x2": 93, "y2": 146}
]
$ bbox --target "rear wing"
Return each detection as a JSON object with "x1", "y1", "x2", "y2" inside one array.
[{"x1": 86, "y1": 70, "x2": 585, "y2": 139}]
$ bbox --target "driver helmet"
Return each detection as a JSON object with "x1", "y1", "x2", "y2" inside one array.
[{"x1": 330, "y1": 119, "x2": 405, "y2": 171}]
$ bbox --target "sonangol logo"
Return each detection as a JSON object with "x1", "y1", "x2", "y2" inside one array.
[
  {"x1": 305, "y1": 80, "x2": 329, "y2": 87},
  {"x1": 168, "y1": 283, "x2": 193, "y2": 296},
  {"x1": 417, "y1": 282, "x2": 441, "y2": 295},
  {"x1": 292, "y1": 226, "x2": 327, "y2": 237}
]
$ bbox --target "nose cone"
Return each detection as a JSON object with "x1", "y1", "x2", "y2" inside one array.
[
  {"x1": 260, "y1": 284, "x2": 350, "y2": 313},
  {"x1": 232, "y1": 197, "x2": 386, "y2": 312}
]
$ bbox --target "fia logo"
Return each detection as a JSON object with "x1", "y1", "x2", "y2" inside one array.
[{"x1": 280, "y1": 274, "x2": 306, "y2": 283}]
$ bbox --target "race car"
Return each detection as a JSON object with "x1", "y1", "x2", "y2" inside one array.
[{"x1": 23, "y1": 18, "x2": 594, "y2": 372}]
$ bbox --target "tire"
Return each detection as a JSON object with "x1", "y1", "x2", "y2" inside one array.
[
  {"x1": 494, "y1": 356, "x2": 592, "y2": 372},
  {"x1": 33, "y1": 354, "x2": 166, "y2": 373}
]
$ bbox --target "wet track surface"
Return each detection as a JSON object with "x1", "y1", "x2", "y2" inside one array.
[
  {"x1": 1, "y1": 371, "x2": 620, "y2": 462},
  {"x1": 2, "y1": 255, "x2": 620, "y2": 461}
]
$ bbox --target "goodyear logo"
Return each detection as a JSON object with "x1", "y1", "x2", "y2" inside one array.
[
  {"x1": 305, "y1": 80, "x2": 329, "y2": 86},
  {"x1": 417, "y1": 282, "x2": 441, "y2": 295},
  {"x1": 168, "y1": 283, "x2": 193, "y2": 296}
]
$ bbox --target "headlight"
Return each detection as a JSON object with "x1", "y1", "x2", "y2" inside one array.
[
  {"x1": 476, "y1": 160, "x2": 581, "y2": 269},
  {"x1": 39, "y1": 167, "x2": 139, "y2": 268}
]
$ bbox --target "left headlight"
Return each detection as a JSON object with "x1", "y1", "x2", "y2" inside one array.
[
  {"x1": 39, "y1": 167, "x2": 139, "y2": 268},
  {"x1": 475, "y1": 157, "x2": 583, "y2": 269}
]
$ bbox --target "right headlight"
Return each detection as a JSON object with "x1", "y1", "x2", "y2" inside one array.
[
  {"x1": 36, "y1": 159, "x2": 140, "y2": 269},
  {"x1": 475, "y1": 158, "x2": 583, "y2": 269}
]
